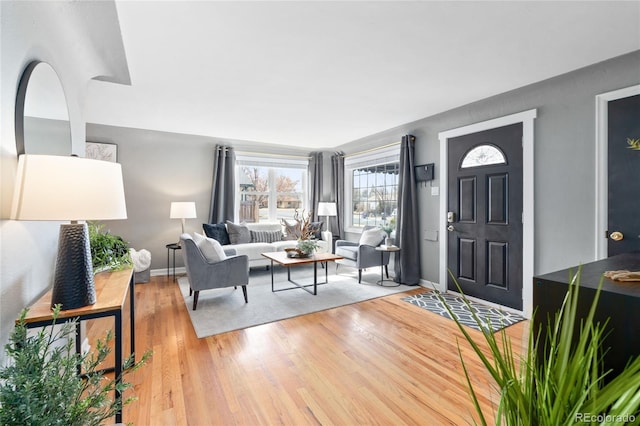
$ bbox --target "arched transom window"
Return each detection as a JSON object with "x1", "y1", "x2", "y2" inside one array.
[{"x1": 460, "y1": 144, "x2": 507, "y2": 168}]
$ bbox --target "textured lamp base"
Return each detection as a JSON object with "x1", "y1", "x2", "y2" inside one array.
[{"x1": 51, "y1": 223, "x2": 96, "y2": 310}]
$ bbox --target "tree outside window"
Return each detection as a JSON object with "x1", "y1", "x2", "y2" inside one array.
[
  {"x1": 351, "y1": 162, "x2": 399, "y2": 228},
  {"x1": 238, "y1": 165, "x2": 306, "y2": 222}
]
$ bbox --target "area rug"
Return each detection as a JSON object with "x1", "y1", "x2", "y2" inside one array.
[
  {"x1": 178, "y1": 266, "x2": 414, "y2": 338},
  {"x1": 402, "y1": 291, "x2": 525, "y2": 333}
]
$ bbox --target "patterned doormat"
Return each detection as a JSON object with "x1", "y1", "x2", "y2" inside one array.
[{"x1": 402, "y1": 291, "x2": 525, "y2": 333}]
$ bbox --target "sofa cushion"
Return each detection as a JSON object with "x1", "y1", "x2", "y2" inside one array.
[
  {"x1": 250, "y1": 229, "x2": 282, "y2": 243},
  {"x1": 336, "y1": 245, "x2": 358, "y2": 261},
  {"x1": 226, "y1": 221, "x2": 251, "y2": 244},
  {"x1": 193, "y1": 232, "x2": 227, "y2": 262},
  {"x1": 230, "y1": 242, "x2": 275, "y2": 260},
  {"x1": 359, "y1": 228, "x2": 385, "y2": 246},
  {"x1": 271, "y1": 240, "x2": 298, "y2": 251},
  {"x1": 202, "y1": 223, "x2": 231, "y2": 245}
]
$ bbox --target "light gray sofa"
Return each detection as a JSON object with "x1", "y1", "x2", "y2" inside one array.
[{"x1": 215, "y1": 222, "x2": 332, "y2": 269}]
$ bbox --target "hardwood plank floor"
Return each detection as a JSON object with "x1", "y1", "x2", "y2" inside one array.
[{"x1": 88, "y1": 274, "x2": 528, "y2": 425}]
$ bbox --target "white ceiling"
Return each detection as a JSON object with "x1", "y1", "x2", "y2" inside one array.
[{"x1": 85, "y1": 1, "x2": 640, "y2": 149}]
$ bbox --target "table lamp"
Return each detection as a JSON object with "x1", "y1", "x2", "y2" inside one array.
[
  {"x1": 11, "y1": 154, "x2": 127, "y2": 310},
  {"x1": 317, "y1": 202, "x2": 337, "y2": 231},
  {"x1": 170, "y1": 201, "x2": 197, "y2": 245}
]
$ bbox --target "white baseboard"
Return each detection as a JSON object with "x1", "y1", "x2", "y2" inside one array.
[
  {"x1": 150, "y1": 267, "x2": 185, "y2": 277},
  {"x1": 419, "y1": 279, "x2": 445, "y2": 292}
]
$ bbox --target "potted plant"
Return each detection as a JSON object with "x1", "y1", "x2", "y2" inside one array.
[
  {"x1": 0, "y1": 306, "x2": 151, "y2": 425},
  {"x1": 441, "y1": 270, "x2": 640, "y2": 425},
  {"x1": 88, "y1": 222, "x2": 131, "y2": 272},
  {"x1": 380, "y1": 219, "x2": 395, "y2": 246}
]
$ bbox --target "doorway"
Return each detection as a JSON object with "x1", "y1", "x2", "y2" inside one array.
[
  {"x1": 596, "y1": 85, "x2": 640, "y2": 259},
  {"x1": 446, "y1": 123, "x2": 523, "y2": 310},
  {"x1": 439, "y1": 110, "x2": 536, "y2": 317}
]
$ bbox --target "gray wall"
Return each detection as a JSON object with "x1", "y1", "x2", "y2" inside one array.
[
  {"x1": 85, "y1": 124, "x2": 314, "y2": 271},
  {"x1": 0, "y1": 1, "x2": 127, "y2": 363},
  {"x1": 337, "y1": 50, "x2": 640, "y2": 283},
  {"x1": 87, "y1": 51, "x2": 639, "y2": 287}
]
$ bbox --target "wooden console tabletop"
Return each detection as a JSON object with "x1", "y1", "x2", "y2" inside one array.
[{"x1": 22, "y1": 268, "x2": 134, "y2": 323}]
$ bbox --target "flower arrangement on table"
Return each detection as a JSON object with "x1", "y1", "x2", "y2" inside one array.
[
  {"x1": 380, "y1": 219, "x2": 396, "y2": 246},
  {"x1": 380, "y1": 222, "x2": 395, "y2": 237}
]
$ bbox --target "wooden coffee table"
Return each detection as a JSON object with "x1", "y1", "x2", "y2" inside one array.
[{"x1": 261, "y1": 251, "x2": 344, "y2": 295}]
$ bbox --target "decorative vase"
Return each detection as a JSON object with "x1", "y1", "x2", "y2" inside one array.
[{"x1": 385, "y1": 237, "x2": 393, "y2": 246}]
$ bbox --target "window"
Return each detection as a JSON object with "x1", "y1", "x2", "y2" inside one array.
[
  {"x1": 460, "y1": 144, "x2": 506, "y2": 168},
  {"x1": 345, "y1": 145, "x2": 400, "y2": 231},
  {"x1": 236, "y1": 155, "x2": 308, "y2": 222}
]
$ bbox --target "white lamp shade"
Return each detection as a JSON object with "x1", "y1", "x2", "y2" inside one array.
[
  {"x1": 170, "y1": 202, "x2": 197, "y2": 219},
  {"x1": 11, "y1": 154, "x2": 127, "y2": 221},
  {"x1": 317, "y1": 202, "x2": 337, "y2": 217}
]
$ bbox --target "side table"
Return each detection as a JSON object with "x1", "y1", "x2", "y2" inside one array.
[
  {"x1": 375, "y1": 246, "x2": 401, "y2": 287},
  {"x1": 21, "y1": 268, "x2": 135, "y2": 424},
  {"x1": 166, "y1": 243, "x2": 181, "y2": 281}
]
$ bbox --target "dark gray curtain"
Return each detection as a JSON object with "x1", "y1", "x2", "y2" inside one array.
[
  {"x1": 309, "y1": 152, "x2": 323, "y2": 221},
  {"x1": 394, "y1": 135, "x2": 421, "y2": 285},
  {"x1": 209, "y1": 145, "x2": 235, "y2": 223},
  {"x1": 331, "y1": 152, "x2": 345, "y2": 238}
]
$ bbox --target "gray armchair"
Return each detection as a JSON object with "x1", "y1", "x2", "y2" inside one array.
[
  {"x1": 335, "y1": 227, "x2": 390, "y2": 283},
  {"x1": 180, "y1": 234, "x2": 249, "y2": 310}
]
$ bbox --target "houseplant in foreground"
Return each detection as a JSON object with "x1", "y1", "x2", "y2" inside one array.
[
  {"x1": 0, "y1": 306, "x2": 151, "y2": 425},
  {"x1": 442, "y1": 269, "x2": 640, "y2": 425}
]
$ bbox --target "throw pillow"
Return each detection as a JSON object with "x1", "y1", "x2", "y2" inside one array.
[
  {"x1": 194, "y1": 233, "x2": 227, "y2": 262},
  {"x1": 359, "y1": 228, "x2": 385, "y2": 247},
  {"x1": 192, "y1": 232, "x2": 206, "y2": 245},
  {"x1": 281, "y1": 219, "x2": 300, "y2": 241},
  {"x1": 225, "y1": 221, "x2": 251, "y2": 244},
  {"x1": 309, "y1": 221, "x2": 323, "y2": 240},
  {"x1": 202, "y1": 223, "x2": 231, "y2": 245},
  {"x1": 250, "y1": 230, "x2": 283, "y2": 243}
]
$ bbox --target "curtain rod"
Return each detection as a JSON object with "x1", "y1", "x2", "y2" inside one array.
[
  {"x1": 344, "y1": 141, "x2": 400, "y2": 158},
  {"x1": 236, "y1": 150, "x2": 311, "y2": 160}
]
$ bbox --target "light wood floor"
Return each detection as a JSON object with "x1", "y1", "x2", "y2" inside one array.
[{"x1": 89, "y1": 274, "x2": 529, "y2": 425}]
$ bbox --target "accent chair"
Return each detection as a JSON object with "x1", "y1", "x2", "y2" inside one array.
[
  {"x1": 335, "y1": 226, "x2": 390, "y2": 283},
  {"x1": 180, "y1": 233, "x2": 249, "y2": 310}
]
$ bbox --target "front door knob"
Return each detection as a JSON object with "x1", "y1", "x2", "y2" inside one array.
[{"x1": 610, "y1": 231, "x2": 624, "y2": 241}]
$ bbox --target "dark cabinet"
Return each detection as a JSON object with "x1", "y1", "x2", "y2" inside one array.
[{"x1": 533, "y1": 253, "x2": 640, "y2": 379}]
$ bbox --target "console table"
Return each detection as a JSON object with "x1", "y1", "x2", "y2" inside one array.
[
  {"x1": 533, "y1": 252, "x2": 640, "y2": 380},
  {"x1": 20, "y1": 268, "x2": 135, "y2": 424}
]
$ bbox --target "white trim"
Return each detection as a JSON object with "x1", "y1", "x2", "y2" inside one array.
[
  {"x1": 438, "y1": 109, "x2": 537, "y2": 318},
  {"x1": 595, "y1": 85, "x2": 640, "y2": 260},
  {"x1": 236, "y1": 154, "x2": 308, "y2": 169}
]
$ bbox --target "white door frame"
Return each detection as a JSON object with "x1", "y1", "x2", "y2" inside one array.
[
  {"x1": 438, "y1": 109, "x2": 537, "y2": 318},
  {"x1": 595, "y1": 85, "x2": 640, "y2": 260}
]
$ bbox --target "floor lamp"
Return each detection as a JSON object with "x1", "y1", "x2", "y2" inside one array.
[
  {"x1": 11, "y1": 155, "x2": 128, "y2": 310},
  {"x1": 317, "y1": 202, "x2": 337, "y2": 232}
]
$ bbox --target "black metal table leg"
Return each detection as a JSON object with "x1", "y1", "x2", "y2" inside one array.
[{"x1": 114, "y1": 310, "x2": 123, "y2": 424}]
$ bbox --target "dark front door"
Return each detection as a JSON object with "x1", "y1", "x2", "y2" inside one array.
[
  {"x1": 607, "y1": 94, "x2": 640, "y2": 256},
  {"x1": 447, "y1": 123, "x2": 523, "y2": 310}
]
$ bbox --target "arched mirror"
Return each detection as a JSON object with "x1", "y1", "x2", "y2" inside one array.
[{"x1": 15, "y1": 61, "x2": 71, "y2": 156}]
